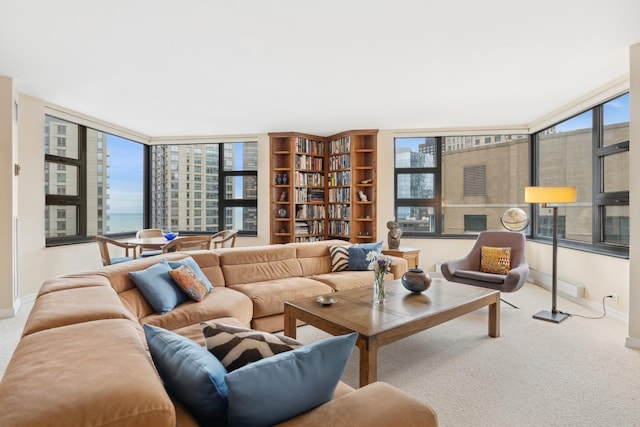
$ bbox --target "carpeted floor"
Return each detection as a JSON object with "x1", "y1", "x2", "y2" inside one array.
[{"x1": 1, "y1": 283, "x2": 638, "y2": 426}]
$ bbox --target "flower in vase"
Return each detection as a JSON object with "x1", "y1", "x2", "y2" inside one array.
[{"x1": 366, "y1": 251, "x2": 395, "y2": 276}]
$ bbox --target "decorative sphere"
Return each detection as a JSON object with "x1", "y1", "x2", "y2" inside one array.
[
  {"x1": 501, "y1": 208, "x2": 529, "y2": 232},
  {"x1": 401, "y1": 268, "x2": 432, "y2": 293}
]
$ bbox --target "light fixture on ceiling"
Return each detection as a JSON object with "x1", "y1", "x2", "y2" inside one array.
[{"x1": 524, "y1": 186, "x2": 577, "y2": 323}]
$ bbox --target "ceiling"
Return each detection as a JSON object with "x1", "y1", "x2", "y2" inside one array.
[{"x1": 1, "y1": 0, "x2": 639, "y2": 138}]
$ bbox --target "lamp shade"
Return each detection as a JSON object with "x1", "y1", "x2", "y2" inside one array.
[{"x1": 524, "y1": 186, "x2": 577, "y2": 204}]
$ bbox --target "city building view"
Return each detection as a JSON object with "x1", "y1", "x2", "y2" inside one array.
[
  {"x1": 45, "y1": 115, "x2": 257, "y2": 241},
  {"x1": 394, "y1": 92, "x2": 629, "y2": 244}
]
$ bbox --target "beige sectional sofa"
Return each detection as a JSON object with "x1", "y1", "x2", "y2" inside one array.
[{"x1": 0, "y1": 240, "x2": 438, "y2": 426}]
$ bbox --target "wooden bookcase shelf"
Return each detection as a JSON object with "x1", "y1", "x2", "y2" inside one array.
[{"x1": 269, "y1": 130, "x2": 377, "y2": 244}]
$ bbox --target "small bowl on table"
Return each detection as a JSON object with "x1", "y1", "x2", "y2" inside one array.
[
  {"x1": 316, "y1": 295, "x2": 337, "y2": 306},
  {"x1": 162, "y1": 231, "x2": 179, "y2": 241}
]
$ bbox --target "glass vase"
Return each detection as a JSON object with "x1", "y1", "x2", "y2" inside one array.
[{"x1": 373, "y1": 272, "x2": 386, "y2": 304}]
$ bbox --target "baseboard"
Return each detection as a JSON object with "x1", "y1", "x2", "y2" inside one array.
[
  {"x1": 0, "y1": 299, "x2": 20, "y2": 319},
  {"x1": 625, "y1": 336, "x2": 640, "y2": 350},
  {"x1": 0, "y1": 294, "x2": 35, "y2": 320},
  {"x1": 527, "y1": 269, "x2": 585, "y2": 299}
]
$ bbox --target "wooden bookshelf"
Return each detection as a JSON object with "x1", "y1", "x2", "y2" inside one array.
[
  {"x1": 327, "y1": 130, "x2": 377, "y2": 243},
  {"x1": 270, "y1": 132, "x2": 326, "y2": 244},
  {"x1": 270, "y1": 130, "x2": 377, "y2": 244}
]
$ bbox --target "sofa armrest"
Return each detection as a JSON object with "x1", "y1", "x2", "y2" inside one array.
[
  {"x1": 388, "y1": 256, "x2": 408, "y2": 279},
  {"x1": 275, "y1": 382, "x2": 438, "y2": 427}
]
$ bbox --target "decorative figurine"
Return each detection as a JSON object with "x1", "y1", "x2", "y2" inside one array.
[
  {"x1": 279, "y1": 191, "x2": 287, "y2": 201},
  {"x1": 358, "y1": 190, "x2": 368, "y2": 201},
  {"x1": 387, "y1": 220, "x2": 402, "y2": 249}
]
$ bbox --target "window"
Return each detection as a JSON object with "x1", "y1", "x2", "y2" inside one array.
[
  {"x1": 463, "y1": 165, "x2": 486, "y2": 196},
  {"x1": 464, "y1": 215, "x2": 487, "y2": 232},
  {"x1": 150, "y1": 142, "x2": 257, "y2": 234},
  {"x1": 45, "y1": 115, "x2": 145, "y2": 246},
  {"x1": 395, "y1": 133, "x2": 528, "y2": 236},
  {"x1": 532, "y1": 92, "x2": 629, "y2": 254},
  {"x1": 394, "y1": 137, "x2": 439, "y2": 235}
]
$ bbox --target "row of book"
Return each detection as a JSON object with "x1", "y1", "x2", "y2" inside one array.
[
  {"x1": 296, "y1": 204, "x2": 325, "y2": 219},
  {"x1": 328, "y1": 204, "x2": 351, "y2": 219},
  {"x1": 294, "y1": 236, "x2": 325, "y2": 243},
  {"x1": 295, "y1": 137, "x2": 325, "y2": 155},
  {"x1": 294, "y1": 171, "x2": 324, "y2": 187},
  {"x1": 328, "y1": 170, "x2": 350, "y2": 186},
  {"x1": 294, "y1": 188, "x2": 325, "y2": 203},
  {"x1": 327, "y1": 153, "x2": 350, "y2": 170},
  {"x1": 329, "y1": 136, "x2": 350, "y2": 153},
  {"x1": 295, "y1": 154, "x2": 324, "y2": 170},
  {"x1": 294, "y1": 220, "x2": 325, "y2": 235},
  {"x1": 328, "y1": 187, "x2": 351, "y2": 203},
  {"x1": 328, "y1": 220, "x2": 350, "y2": 236}
]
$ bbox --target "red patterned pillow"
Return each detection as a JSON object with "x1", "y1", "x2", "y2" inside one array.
[{"x1": 168, "y1": 265, "x2": 210, "y2": 302}]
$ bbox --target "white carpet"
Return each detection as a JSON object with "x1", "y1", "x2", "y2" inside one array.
[{"x1": 294, "y1": 283, "x2": 639, "y2": 427}]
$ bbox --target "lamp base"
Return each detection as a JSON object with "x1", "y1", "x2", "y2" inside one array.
[{"x1": 533, "y1": 310, "x2": 568, "y2": 323}]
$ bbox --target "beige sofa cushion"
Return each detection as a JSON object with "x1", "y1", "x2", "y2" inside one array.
[
  {"x1": 37, "y1": 274, "x2": 112, "y2": 296},
  {"x1": 141, "y1": 286, "x2": 253, "y2": 331},
  {"x1": 230, "y1": 277, "x2": 333, "y2": 318},
  {"x1": 0, "y1": 319, "x2": 175, "y2": 427},
  {"x1": 288, "y1": 240, "x2": 350, "y2": 276},
  {"x1": 311, "y1": 270, "x2": 395, "y2": 292},
  {"x1": 220, "y1": 245, "x2": 302, "y2": 286},
  {"x1": 22, "y1": 285, "x2": 135, "y2": 336},
  {"x1": 275, "y1": 382, "x2": 438, "y2": 427}
]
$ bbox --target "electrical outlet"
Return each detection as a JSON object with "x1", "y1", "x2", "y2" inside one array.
[{"x1": 607, "y1": 293, "x2": 618, "y2": 302}]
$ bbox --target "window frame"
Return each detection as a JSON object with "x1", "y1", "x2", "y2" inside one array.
[
  {"x1": 529, "y1": 93, "x2": 629, "y2": 257},
  {"x1": 393, "y1": 137, "x2": 442, "y2": 236},
  {"x1": 45, "y1": 119, "x2": 87, "y2": 246},
  {"x1": 148, "y1": 142, "x2": 258, "y2": 236}
]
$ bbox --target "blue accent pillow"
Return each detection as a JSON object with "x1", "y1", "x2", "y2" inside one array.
[
  {"x1": 348, "y1": 241, "x2": 383, "y2": 271},
  {"x1": 128, "y1": 261, "x2": 188, "y2": 314},
  {"x1": 167, "y1": 256, "x2": 214, "y2": 292},
  {"x1": 143, "y1": 325, "x2": 228, "y2": 425},
  {"x1": 225, "y1": 332, "x2": 357, "y2": 427}
]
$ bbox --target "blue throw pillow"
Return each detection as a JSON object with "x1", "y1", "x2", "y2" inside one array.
[
  {"x1": 348, "y1": 241, "x2": 383, "y2": 271},
  {"x1": 128, "y1": 261, "x2": 188, "y2": 314},
  {"x1": 225, "y1": 332, "x2": 357, "y2": 427},
  {"x1": 143, "y1": 325, "x2": 228, "y2": 425},
  {"x1": 167, "y1": 256, "x2": 214, "y2": 292}
]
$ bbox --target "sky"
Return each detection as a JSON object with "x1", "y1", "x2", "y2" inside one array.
[{"x1": 106, "y1": 135, "x2": 144, "y2": 214}]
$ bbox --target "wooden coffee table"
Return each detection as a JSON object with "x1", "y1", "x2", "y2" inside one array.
[{"x1": 284, "y1": 278, "x2": 500, "y2": 387}]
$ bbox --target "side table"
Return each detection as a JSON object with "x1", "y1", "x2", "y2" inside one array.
[{"x1": 382, "y1": 247, "x2": 420, "y2": 269}]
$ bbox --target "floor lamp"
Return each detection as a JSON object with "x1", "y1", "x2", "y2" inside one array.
[{"x1": 524, "y1": 186, "x2": 577, "y2": 323}]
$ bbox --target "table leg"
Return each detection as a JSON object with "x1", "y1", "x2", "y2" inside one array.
[
  {"x1": 488, "y1": 295, "x2": 500, "y2": 338},
  {"x1": 357, "y1": 336, "x2": 378, "y2": 387},
  {"x1": 284, "y1": 305, "x2": 297, "y2": 339}
]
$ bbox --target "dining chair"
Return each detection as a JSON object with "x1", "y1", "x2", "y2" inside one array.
[
  {"x1": 162, "y1": 235, "x2": 212, "y2": 253},
  {"x1": 135, "y1": 228, "x2": 164, "y2": 257},
  {"x1": 211, "y1": 229, "x2": 238, "y2": 249},
  {"x1": 95, "y1": 235, "x2": 138, "y2": 266}
]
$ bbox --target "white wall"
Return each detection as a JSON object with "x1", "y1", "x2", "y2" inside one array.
[
  {"x1": 0, "y1": 77, "x2": 18, "y2": 317},
  {"x1": 627, "y1": 43, "x2": 640, "y2": 348}
]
